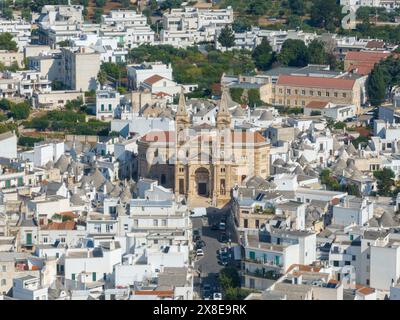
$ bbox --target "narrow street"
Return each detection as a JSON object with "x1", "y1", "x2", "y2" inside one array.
[{"x1": 192, "y1": 205, "x2": 238, "y2": 299}]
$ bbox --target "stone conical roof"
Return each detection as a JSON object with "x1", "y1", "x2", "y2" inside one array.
[
  {"x1": 120, "y1": 187, "x2": 132, "y2": 203},
  {"x1": 297, "y1": 154, "x2": 308, "y2": 166},
  {"x1": 273, "y1": 158, "x2": 285, "y2": 166},
  {"x1": 259, "y1": 110, "x2": 273, "y2": 121},
  {"x1": 91, "y1": 168, "x2": 106, "y2": 189},
  {"x1": 110, "y1": 184, "x2": 122, "y2": 197},
  {"x1": 379, "y1": 212, "x2": 396, "y2": 227},
  {"x1": 70, "y1": 193, "x2": 85, "y2": 206},
  {"x1": 55, "y1": 154, "x2": 70, "y2": 173},
  {"x1": 294, "y1": 166, "x2": 304, "y2": 175},
  {"x1": 231, "y1": 106, "x2": 246, "y2": 117},
  {"x1": 346, "y1": 143, "x2": 357, "y2": 155}
]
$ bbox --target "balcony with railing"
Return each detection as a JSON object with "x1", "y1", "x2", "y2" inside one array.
[
  {"x1": 243, "y1": 257, "x2": 283, "y2": 269},
  {"x1": 242, "y1": 268, "x2": 281, "y2": 280}
]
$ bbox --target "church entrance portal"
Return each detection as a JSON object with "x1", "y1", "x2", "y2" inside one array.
[{"x1": 195, "y1": 167, "x2": 210, "y2": 197}]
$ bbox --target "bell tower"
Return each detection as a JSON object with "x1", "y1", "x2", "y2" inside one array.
[
  {"x1": 216, "y1": 86, "x2": 232, "y2": 130},
  {"x1": 175, "y1": 88, "x2": 190, "y2": 199},
  {"x1": 175, "y1": 88, "x2": 190, "y2": 135}
]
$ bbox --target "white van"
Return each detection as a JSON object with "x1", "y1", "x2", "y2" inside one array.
[{"x1": 190, "y1": 207, "x2": 207, "y2": 218}]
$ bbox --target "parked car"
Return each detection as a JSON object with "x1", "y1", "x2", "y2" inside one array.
[
  {"x1": 196, "y1": 240, "x2": 206, "y2": 249},
  {"x1": 213, "y1": 293, "x2": 222, "y2": 300},
  {"x1": 219, "y1": 232, "x2": 228, "y2": 243},
  {"x1": 193, "y1": 229, "x2": 201, "y2": 242},
  {"x1": 211, "y1": 223, "x2": 219, "y2": 230},
  {"x1": 202, "y1": 283, "x2": 211, "y2": 299},
  {"x1": 219, "y1": 222, "x2": 226, "y2": 231},
  {"x1": 220, "y1": 257, "x2": 228, "y2": 266},
  {"x1": 196, "y1": 249, "x2": 204, "y2": 257}
]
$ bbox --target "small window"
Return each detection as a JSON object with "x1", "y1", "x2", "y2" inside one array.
[
  {"x1": 1, "y1": 279, "x2": 6, "y2": 286},
  {"x1": 333, "y1": 261, "x2": 339, "y2": 267}
]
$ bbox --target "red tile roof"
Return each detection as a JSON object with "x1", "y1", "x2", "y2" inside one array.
[
  {"x1": 345, "y1": 51, "x2": 391, "y2": 75},
  {"x1": 133, "y1": 290, "x2": 174, "y2": 297},
  {"x1": 345, "y1": 51, "x2": 390, "y2": 63},
  {"x1": 41, "y1": 220, "x2": 75, "y2": 230},
  {"x1": 140, "y1": 131, "x2": 175, "y2": 143},
  {"x1": 357, "y1": 287, "x2": 375, "y2": 295},
  {"x1": 306, "y1": 101, "x2": 329, "y2": 109},
  {"x1": 143, "y1": 74, "x2": 165, "y2": 85},
  {"x1": 366, "y1": 40, "x2": 385, "y2": 49},
  {"x1": 287, "y1": 264, "x2": 322, "y2": 273},
  {"x1": 155, "y1": 91, "x2": 172, "y2": 97},
  {"x1": 231, "y1": 131, "x2": 266, "y2": 144},
  {"x1": 277, "y1": 75, "x2": 356, "y2": 90}
]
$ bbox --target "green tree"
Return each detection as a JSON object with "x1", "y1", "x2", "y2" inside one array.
[
  {"x1": 10, "y1": 102, "x2": 30, "y2": 120},
  {"x1": 232, "y1": 17, "x2": 252, "y2": 32},
  {"x1": 230, "y1": 88, "x2": 244, "y2": 104},
  {"x1": 287, "y1": 15, "x2": 302, "y2": 29},
  {"x1": 345, "y1": 184, "x2": 361, "y2": 197},
  {"x1": 97, "y1": 69, "x2": 107, "y2": 86},
  {"x1": 21, "y1": 8, "x2": 31, "y2": 21},
  {"x1": 2, "y1": 8, "x2": 13, "y2": 20},
  {"x1": 93, "y1": 8, "x2": 103, "y2": 23},
  {"x1": 252, "y1": 38, "x2": 275, "y2": 71},
  {"x1": 308, "y1": 39, "x2": 327, "y2": 65},
  {"x1": 333, "y1": 122, "x2": 346, "y2": 130},
  {"x1": 57, "y1": 40, "x2": 70, "y2": 47},
  {"x1": 310, "y1": 0, "x2": 341, "y2": 32},
  {"x1": 159, "y1": 0, "x2": 183, "y2": 10},
  {"x1": 219, "y1": 267, "x2": 241, "y2": 290},
  {"x1": 288, "y1": 0, "x2": 305, "y2": 15},
  {"x1": 0, "y1": 33, "x2": 17, "y2": 51},
  {"x1": 356, "y1": 7, "x2": 372, "y2": 23},
  {"x1": 247, "y1": 0, "x2": 269, "y2": 16},
  {"x1": 218, "y1": 26, "x2": 235, "y2": 50},
  {"x1": 278, "y1": 39, "x2": 309, "y2": 67},
  {"x1": 0, "y1": 98, "x2": 13, "y2": 111},
  {"x1": 95, "y1": 0, "x2": 106, "y2": 7},
  {"x1": 28, "y1": 117, "x2": 50, "y2": 131},
  {"x1": 248, "y1": 89, "x2": 263, "y2": 108},
  {"x1": 367, "y1": 66, "x2": 387, "y2": 106},
  {"x1": 18, "y1": 136, "x2": 44, "y2": 147},
  {"x1": 320, "y1": 169, "x2": 340, "y2": 191},
  {"x1": 374, "y1": 168, "x2": 395, "y2": 196},
  {"x1": 224, "y1": 287, "x2": 253, "y2": 300},
  {"x1": 51, "y1": 80, "x2": 67, "y2": 90}
]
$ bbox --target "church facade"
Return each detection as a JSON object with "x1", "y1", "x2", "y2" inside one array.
[{"x1": 137, "y1": 88, "x2": 271, "y2": 207}]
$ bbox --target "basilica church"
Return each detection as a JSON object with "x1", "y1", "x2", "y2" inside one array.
[{"x1": 137, "y1": 88, "x2": 271, "y2": 207}]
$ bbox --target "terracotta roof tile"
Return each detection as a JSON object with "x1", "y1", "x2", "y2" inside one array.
[
  {"x1": 357, "y1": 287, "x2": 375, "y2": 295},
  {"x1": 140, "y1": 131, "x2": 175, "y2": 143},
  {"x1": 42, "y1": 220, "x2": 76, "y2": 230},
  {"x1": 345, "y1": 51, "x2": 390, "y2": 62},
  {"x1": 277, "y1": 75, "x2": 356, "y2": 90},
  {"x1": 143, "y1": 74, "x2": 165, "y2": 85},
  {"x1": 306, "y1": 101, "x2": 329, "y2": 109}
]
